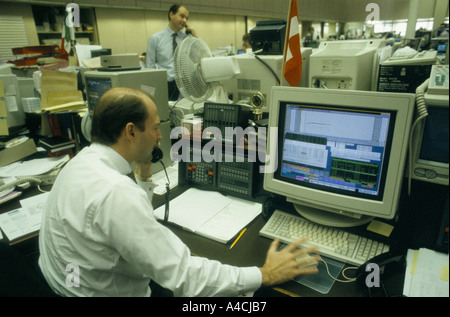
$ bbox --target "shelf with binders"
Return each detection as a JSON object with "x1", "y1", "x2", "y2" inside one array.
[
  {"x1": 38, "y1": 135, "x2": 76, "y2": 157},
  {"x1": 31, "y1": 5, "x2": 99, "y2": 46},
  {"x1": 27, "y1": 111, "x2": 88, "y2": 158}
]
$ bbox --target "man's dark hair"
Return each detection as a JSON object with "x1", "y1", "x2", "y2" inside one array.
[
  {"x1": 91, "y1": 87, "x2": 150, "y2": 145},
  {"x1": 168, "y1": 4, "x2": 182, "y2": 21}
]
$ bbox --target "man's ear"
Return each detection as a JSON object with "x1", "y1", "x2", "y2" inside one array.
[{"x1": 125, "y1": 122, "x2": 136, "y2": 141}]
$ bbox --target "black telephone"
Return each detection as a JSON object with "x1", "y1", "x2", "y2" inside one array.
[
  {"x1": 151, "y1": 147, "x2": 163, "y2": 163},
  {"x1": 355, "y1": 251, "x2": 406, "y2": 297}
]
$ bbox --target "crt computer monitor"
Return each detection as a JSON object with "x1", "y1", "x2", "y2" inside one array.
[
  {"x1": 83, "y1": 69, "x2": 169, "y2": 120},
  {"x1": 263, "y1": 87, "x2": 415, "y2": 227},
  {"x1": 309, "y1": 39, "x2": 386, "y2": 91},
  {"x1": 85, "y1": 75, "x2": 111, "y2": 114},
  {"x1": 82, "y1": 69, "x2": 172, "y2": 174},
  {"x1": 409, "y1": 85, "x2": 449, "y2": 186},
  {"x1": 222, "y1": 48, "x2": 312, "y2": 113},
  {"x1": 221, "y1": 54, "x2": 283, "y2": 113}
]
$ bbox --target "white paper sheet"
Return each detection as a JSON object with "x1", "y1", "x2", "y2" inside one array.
[
  {"x1": 0, "y1": 155, "x2": 69, "y2": 177},
  {"x1": 403, "y1": 248, "x2": 449, "y2": 297},
  {"x1": 154, "y1": 188, "x2": 261, "y2": 243},
  {"x1": 0, "y1": 192, "x2": 48, "y2": 241}
]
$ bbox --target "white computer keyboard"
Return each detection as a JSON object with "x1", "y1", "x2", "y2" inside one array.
[{"x1": 259, "y1": 210, "x2": 389, "y2": 266}]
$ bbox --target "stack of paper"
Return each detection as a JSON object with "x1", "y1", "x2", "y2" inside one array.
[
  {"x1": 0, "y1": 155, "x2": 69, "y2": 177},
  {"x1": 153, "y1": 188, "x2": 261, "y2": 244},
  {"x1": 403, "y1": 248, "x2": 449, "y2": 297},
  {"x1": 38, "y1": 70, "x2": 87, "y2": 116},
  {"x1": 0, "y1": 192, "x2": 48, "y2": 241}
]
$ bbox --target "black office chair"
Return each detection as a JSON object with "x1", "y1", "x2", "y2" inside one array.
[{"x1": 0, "y1": 242, "x2": 59, "y2": 297}]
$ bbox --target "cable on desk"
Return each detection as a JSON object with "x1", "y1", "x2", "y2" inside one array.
[
  {"x1": 160, "y1": 160, "x2": 171, "y2": 223},
  {"x1": 320, "y1": 259, "x2": 358, "y2": 283},
  {"x1": 37, "y1": 184, "x2": 50, "y2": 193}
]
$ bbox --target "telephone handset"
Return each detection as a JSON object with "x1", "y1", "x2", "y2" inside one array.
[
  {"x1": 151, "y1": 147, "x2": 163, "y2": 163},
  {"x1": 0, "y1": 176, "x2": 42, "y2": 192},
  {"x1": 0, "y1": 168, "x2": 61, "y2": 193},
  {"x1": 185, "y1": 26, "x2": 192, "y2": 35},
  {"x1": 150, "y1": 146, "x2": 171, "y2": 223},
  {"x1": 355, "y1": 251, "x2": 406, "y2": 297}
]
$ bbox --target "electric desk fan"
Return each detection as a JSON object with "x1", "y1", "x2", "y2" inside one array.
[{"x1": 173, "y1": 36, "x2": 240, "y2": 114}]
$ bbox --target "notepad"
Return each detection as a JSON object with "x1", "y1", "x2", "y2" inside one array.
[
  {"x1": 403, "y1": 248, "x2": 449, "y2": 297},
  {"x1": 153, "y1": 188, "x2": 261, "y2": 244}
]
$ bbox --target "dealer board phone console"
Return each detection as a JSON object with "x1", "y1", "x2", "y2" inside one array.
[
  {"x1": 179, "y1": 101, "x2": 264, "y2": 198},
  {"x1": 182, "y1": 149, "x2": 261, "y2": 198}
]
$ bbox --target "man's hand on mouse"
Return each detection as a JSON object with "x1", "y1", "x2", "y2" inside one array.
[{"x1": 259, "y1": 238, "x2": 321, "y2": 286}]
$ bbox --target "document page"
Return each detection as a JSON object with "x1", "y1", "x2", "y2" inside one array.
[
  {"x1": 153, "y1": 188, "x2": 261, "y2": 243},
  {"x1": 404, "y1": 248, "x2": 449, "y2": 297},
  {"x1": 198, "y1": 198, "x2": 261, "y2": 243},
  {"x1": 154, "y1": 188, "x2": 230, "y2": 232},
  {"x1": 0, "y1": 192, "x2": 48, "y2": 241}
]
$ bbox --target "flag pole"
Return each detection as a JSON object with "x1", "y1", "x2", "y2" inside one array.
[{"x1": 280, "y1": 0, "x2": 294, "y2": 87}]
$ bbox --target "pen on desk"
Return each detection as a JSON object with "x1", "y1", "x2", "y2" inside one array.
[{"x1": 230, "y1": 228, "x2": 247, "y2": 249}]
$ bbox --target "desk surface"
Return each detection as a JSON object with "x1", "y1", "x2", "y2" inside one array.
[
  {"x1": 1, "y1": 178, "x2": 447, "y2": 297},
  {"x1": 152, "y1": 185, "x2": 410, "y2": 297},
  {"x1": 164, "y1": 210, "x2": 407, "y2": 297}
]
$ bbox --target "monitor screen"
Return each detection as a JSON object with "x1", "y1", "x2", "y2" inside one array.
[
  {"x1": 85, "y1": 77, "x2": 112, "y2": 112},
  {"x1": 437, "y1": 44, "x2": 447, "y2": 55},
  {"x1": 275, "y1": 102, "x2": 395, "y2": 202},
  {"x1": 418, "y1": 106, "x2": 449, "y2": 164},
  {"x1": 263, "y1": 87, "x2": 415, "y2": 227}
]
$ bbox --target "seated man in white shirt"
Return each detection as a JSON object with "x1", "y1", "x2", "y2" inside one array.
[{"x1": 38, "y1": 87, "x2": 320, "y2": 297}]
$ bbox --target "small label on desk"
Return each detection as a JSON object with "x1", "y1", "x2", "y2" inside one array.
[
  {"x1": 367, "y1": 220, "x2": 394, "y2": 237},
  {"x1": 441, "y1": 265, "x2": 449, "y2": 282}
]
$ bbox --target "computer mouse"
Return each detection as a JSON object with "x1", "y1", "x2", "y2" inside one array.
[{"x1": 296, "y1": 253, "x2": 319, "y2": 270}]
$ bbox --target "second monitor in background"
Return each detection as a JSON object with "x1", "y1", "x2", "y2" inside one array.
[
  {"x1": 309, "y1": 39, "x2": 386, "y2": 91},
  {"x1": 82, "y1": 69, "x2": 172, "y2": 174},
  {"x1": 222, "y1": 48, "x2": 312, "y2": 113}
]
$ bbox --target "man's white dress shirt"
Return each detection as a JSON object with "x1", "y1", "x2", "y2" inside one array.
[{"x1": 39, "y1": 143, "x2": 262, "y2": 296}]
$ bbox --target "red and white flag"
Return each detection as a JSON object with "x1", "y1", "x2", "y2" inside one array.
[{"x1": 283, "y1": 0, "x2": 302, "y2": 87}]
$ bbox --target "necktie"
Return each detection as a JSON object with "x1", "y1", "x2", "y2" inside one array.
[{"x1": 172, "y1": 33, "x2": 178, "y2": 53}]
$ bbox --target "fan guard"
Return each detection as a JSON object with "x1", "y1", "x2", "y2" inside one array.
[{"x1": 174, "y1": 36, "x2": 214, "y2": 103}]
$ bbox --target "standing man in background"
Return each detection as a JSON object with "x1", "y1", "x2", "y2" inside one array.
[{"x1": 146, "y1": 4, "x2": 197, "y2": 101}]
